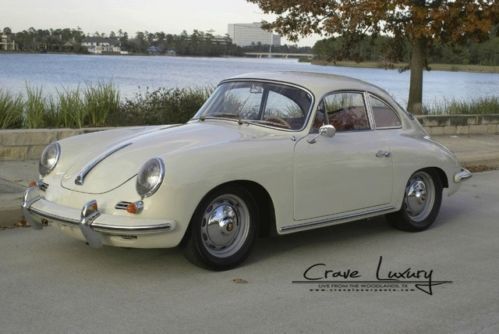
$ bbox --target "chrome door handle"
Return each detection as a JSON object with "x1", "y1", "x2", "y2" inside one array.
[{"x1": 376, "y1": 150, "x2": 391, "y2": 158}]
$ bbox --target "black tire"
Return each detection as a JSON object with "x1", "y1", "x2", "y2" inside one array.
[
  {"x1": 387, "y1": 170, "x2": 443, "y2": 232},
  {"x1": 182, "y1": 185, "x2": 258, "y2": 270}
]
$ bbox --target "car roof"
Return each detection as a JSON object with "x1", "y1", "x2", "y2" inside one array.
[{"x1": 225, "y1": 71, "x2": 393, "y2": 101}]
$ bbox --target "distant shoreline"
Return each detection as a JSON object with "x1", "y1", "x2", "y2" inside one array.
[
  {"x1": 2, "y1": 51, "x2": 498, "y2": 73},
  {"x1": 311, "y1": 60, "x2": 499, "y2": 74}
]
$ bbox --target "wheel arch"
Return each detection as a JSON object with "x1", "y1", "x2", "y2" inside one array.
[
  {"x1": 184, "y1": 180, "x2": 276, "y2": 242},
  {"x1": 421, "y1": 166, "x2": 449, "y2": 189}
]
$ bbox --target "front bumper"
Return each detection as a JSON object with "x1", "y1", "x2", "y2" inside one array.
[
  {"x1": 454, "y1": 168, "x2": 473, "y2": 183},
  {"x1": 22, "y1": 187, "x2": 176, "y2": 248}
]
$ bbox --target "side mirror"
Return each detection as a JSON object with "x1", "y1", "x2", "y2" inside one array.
[
  {"x1": 308, "y1": 124, "x2": 336, "y2": 144},
  {"x1": 319, "y1": 124, "x2": 336, "y2": 138}
]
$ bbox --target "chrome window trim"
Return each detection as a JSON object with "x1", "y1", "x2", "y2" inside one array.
[
  {"x1": 193, "y1": 79, "x2": 316, "y2": 133},
  {"x1": 363, "y1": 92, "x2": 376, "y2": 130}
]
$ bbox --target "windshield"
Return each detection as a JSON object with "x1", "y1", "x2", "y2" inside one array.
[{"x1": 193, "y1": 81, "x2": 313, "y2": 130}]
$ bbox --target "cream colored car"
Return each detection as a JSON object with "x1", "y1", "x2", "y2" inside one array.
[{"x1": 23, "y1": 72, "x2": 471, "y2": 269}]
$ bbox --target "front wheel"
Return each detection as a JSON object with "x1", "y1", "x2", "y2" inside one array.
[
  {"x1": 387, "y1": 170, "x2": 443, "y2": 232},
  {"x1": 183, "y1": 185, "x2": 258, "y2": 270}
]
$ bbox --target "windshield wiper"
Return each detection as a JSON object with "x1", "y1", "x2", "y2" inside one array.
[{"x1": 198, "y1": 113, "x2": 252, "y2": 125}]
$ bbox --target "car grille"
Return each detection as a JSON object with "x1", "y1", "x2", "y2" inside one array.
[
  {"x1": 115, "y1": 201, "x2": 132, "y2": 210},
  {"x1": 38, "y1": 181, "x2": 49, "y2": 191}
]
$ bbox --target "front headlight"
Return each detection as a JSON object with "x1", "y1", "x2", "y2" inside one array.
[
  {"x1": 39, "y1": 142, "x2": 61, "y2": 176},
  {"x1": 136, "y1": 158, "x2": 165, "y2": 198}
]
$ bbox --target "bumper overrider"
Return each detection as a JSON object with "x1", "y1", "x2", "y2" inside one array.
[
  {"x1": 454, "y1": 168, "x2": 472, "y2": 183},
  {"x1": 22, "y1": 187, "x2": 176, "y2": 248}
]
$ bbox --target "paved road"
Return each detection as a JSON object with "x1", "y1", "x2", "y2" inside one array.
[{"x1": 1, "y1": 171, "x2": 499, "y2": 334}]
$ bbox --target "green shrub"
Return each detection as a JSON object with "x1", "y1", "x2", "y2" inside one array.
[
  {"x1": 24, "y1": 85, "x2": 47, "y2": 128},
  {"x1": 111, "y1": 87, "x2": 212, "y2": 126},
  {"x1": 424, "y1": 97, "x2": 499, "y2": 115},
  {"x1": 84, "y1": 83, "x2": 119, "y2": 127},
  {"x1": 56, "y1": 88, "x2": 85, "y2": 128},
  {"x1": 0, "y1": 90, "x2": 23, "y2": 128}
]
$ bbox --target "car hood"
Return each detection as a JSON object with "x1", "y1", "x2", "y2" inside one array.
[{"x1": 60, "y1": 121, "x2": 269, "y2": 194}]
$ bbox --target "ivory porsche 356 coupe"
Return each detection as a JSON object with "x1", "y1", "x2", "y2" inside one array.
[{"x1": 23, "y1": 72, "x2": 471, "y2": 269}]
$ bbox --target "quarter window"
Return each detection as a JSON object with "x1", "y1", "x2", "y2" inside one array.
[
  {"x1": 369, "y1": 96, "x2": 402, "y2": 128},
  {"x1": 323, "y1": 92, "x2": 369, "y2": 131}
]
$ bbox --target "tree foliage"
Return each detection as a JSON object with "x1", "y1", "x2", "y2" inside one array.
[
  {"x1": 248, "y1": 0, "x2": 499, "y2": 113},
  {"x1": 313, "y1": 35, "x2": 499, "y2": 66},
  {"x1": 0, "y1": 27, "x2": 243, "y2": 57}
]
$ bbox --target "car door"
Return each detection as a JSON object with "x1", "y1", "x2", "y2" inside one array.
[{"x1": 293, "y1": 91, "x2": 394, "y2": 221}]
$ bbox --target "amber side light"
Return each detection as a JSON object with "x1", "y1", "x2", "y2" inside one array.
[
  {"x1": 28, "y1": 180, "x2": 37, "y2": 187},
  {"x1": 126, "y1": 201, "x2": 144, "y2": 214},
  {"x1": 127, "y1": 203, "x2": 138, "y2": 214}
]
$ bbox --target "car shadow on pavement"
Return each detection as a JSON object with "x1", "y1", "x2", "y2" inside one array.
[
  {"x1": 17, "y1": 197, "x2": 470, "y2": 274},
  {"x1": 248, "y1": 216, "x2": 391, "y2": 264}
]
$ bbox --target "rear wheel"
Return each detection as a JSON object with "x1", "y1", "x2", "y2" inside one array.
[
  {"x1": 183, "y1": 185, "x2": 258, "y2": 270},
  {"x1": 387, "y1": 170, "x2": 443, "y2": 231}
]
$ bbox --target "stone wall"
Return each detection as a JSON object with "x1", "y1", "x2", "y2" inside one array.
[
  {"x1": 0, "y1": 128, "x2": 108, "y2": 161},
  {"x1": 416, "y1": 114, "x2": 499, "y2": 136}
]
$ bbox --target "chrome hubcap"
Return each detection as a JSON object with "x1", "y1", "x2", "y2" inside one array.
[
  {"x1": 404, "y1": 172, "x2": 435, "y2": 222},
  {"x1": 201, "y1": 194, "x2": 250, "y2": 258}
]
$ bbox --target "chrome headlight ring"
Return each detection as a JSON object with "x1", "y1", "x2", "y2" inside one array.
[
  {"x1": 39, "y1": 142, "x2": 61, "y2": 176},
  {"x1": 136, "y1": 158, "x2": 165, "y2": 198}
]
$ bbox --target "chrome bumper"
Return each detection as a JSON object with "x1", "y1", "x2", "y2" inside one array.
[
  {"x1": 454, "y1": 168, "x2": 473, "y2": 183},
  {"x1": 22, "y1": 187, "x2": 176, "y2": 248}
]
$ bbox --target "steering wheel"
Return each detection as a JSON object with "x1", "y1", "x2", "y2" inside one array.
[{"x1": 265, "y1": 117, "x2": 291, "y2": 129}]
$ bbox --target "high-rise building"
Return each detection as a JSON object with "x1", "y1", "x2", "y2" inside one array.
[{"x1": 228, "y1": 23, "x2": 281, "y2": 47}]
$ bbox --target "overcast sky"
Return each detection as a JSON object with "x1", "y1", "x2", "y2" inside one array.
[{"x1": 0, "y1": 0, "x2": 320, "y2": 46}]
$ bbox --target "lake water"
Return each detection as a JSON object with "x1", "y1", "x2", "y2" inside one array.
[{"x1": 1, "y1": 53, "x2": 498, "y2": 106}]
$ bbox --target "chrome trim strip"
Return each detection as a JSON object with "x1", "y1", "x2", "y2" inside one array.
[
  {"x1": 280, "y1": 205, "x2": 394, "y2": 232},
  {"x1": 29, "y1": 206, "x2": 80, "y2": 224},
  {"x1": 363, "y1": 91, "x2": 376, "y2": 130},
  {"x1": 27, "y1": 206, "x2": 173, "y2": 233},
  {"x1": 93, "y1": 223, "x2": 173, "y2": 232},
  {"x1": 75, "y1": 142, "x2": 132, "y2": 185}
]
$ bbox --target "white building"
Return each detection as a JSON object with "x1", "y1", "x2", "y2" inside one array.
[
  {"x1": 228, "y1": 23, "x2": 281, "y2": 47},
  {"x1": 0, "y1": 33, "x2": 16, "y2": 51},
  {"x1": 82, "y1": 37, "x2": 122, "y2": 54}
]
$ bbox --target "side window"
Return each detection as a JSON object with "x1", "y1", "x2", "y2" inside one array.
[
  {"x1": 369, "y1": 95, "x2": 402, "y2": 128},
  {"x1": 263, "y1": 88, "x2": 306, "y2": 130},
  {"x1": 221, "y1": 83, "x2": 262, "y2": 120},
  {"x1": 323, "y1": 92, "x2": 369, "y2": 131}
]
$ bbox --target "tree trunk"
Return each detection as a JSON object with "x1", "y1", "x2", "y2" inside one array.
[{"x1": 407, "y1": 38, "x2": 425, "y2": 115}]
